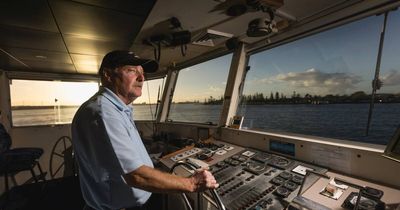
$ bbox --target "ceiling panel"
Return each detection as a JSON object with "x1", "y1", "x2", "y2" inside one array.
[
  {"x1": 0, "y1": 0, "x2": 58, "y2": 32},
  {"x1": 71, "y1": 54, "x2": 103, "y2": 66},
  {"x1": 20, "y1": 60, "x2": 76, "y2": 73},
  {"x1": 69, "y1": 0, "x2": 155, "y2": 16},
  {"x1": 75, "y1": 64, "x2": 99, "y2": 74},
  {"x1": 0, "y1": 25, "x2": 67, "y2": 52},
  {"x1": 0, "y1": 0, "x2": 156, "y2": 75},
  {"x1": 50, "y1": 0, "x2": 144, "y2": 40},
  {"x1": 71, "y1": 54, "x2": 103, "y2": 74},
  {"x1": 0, "y1": 50, "x2": 30, "y2": 71},
  {"x1": 64, "y1": 35, "x2": 131, "y2": 56},
  {"x1": 4, "y1": 48, "x2": 72, "y2": 64}
]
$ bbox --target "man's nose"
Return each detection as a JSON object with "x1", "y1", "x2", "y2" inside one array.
[{"x1": 137, "y1": 73, "x2": 144, "y2": 81}]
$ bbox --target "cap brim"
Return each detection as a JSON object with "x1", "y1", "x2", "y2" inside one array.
[{"x1": 140, "y1": 59, "x2": 159, "y2": 73}]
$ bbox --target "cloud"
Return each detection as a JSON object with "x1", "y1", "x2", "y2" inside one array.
[
  {"x1": 249, "y1": 77, "x2": 275, "y2": 85},
  {"x1": 208, "y1": 85, "x2": 222, "y2": 92},
  {"x1": 381, "y1": 70, "x2": 400, "y2": 86},
  {"x1": 275, "y1": 68, "x2": 361, "y2": 93}
]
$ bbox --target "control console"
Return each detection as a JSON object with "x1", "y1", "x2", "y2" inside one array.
[
  {"x1": 207, "y1": 149, "x2": 327, "y2": 210},
  {"x1": 161, "y1": 141, "x2": 327, "y2": 210}
]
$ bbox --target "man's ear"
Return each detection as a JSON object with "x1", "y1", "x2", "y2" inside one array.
[{"x1": 103, "y1": 68, "x2": 113, "y2": 83}]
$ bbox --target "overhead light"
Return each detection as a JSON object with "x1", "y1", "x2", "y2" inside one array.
[{"x1": 35, "y1": 55, "x2": 47, "y2": 59}]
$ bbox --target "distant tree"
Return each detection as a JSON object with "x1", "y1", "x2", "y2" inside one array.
[
  {"x1": 275, "y1": 92, "x2": 280, "y2": 101},
  {"x1": 350, "y1": 91, "x2": 369, "y2": 101},
  {"x1": 255, "y1": 92, "x2": 264, "y2": 103},
  {"x1": 208, "y1": 90, "x2": 400, "y2": 105}
]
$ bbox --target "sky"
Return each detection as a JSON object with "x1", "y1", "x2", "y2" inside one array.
[
  {"x1": 243, "y1": 11, "x2": 400, "y2": 97},
  {"x1": 9, "y1": 10, "x2": 400, "y2": 106},
  {"x1": 173, "y1": 54, "x2": 232, "y2": 102}
]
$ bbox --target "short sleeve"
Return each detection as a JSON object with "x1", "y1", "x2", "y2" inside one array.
[{"x1": 102, "y1": 117, "x2": 144, "y2": 174}]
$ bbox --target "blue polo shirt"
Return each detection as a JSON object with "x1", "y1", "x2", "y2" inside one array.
[{"x1": 72, "y1": 87, "x2": 153, "y2": 210}]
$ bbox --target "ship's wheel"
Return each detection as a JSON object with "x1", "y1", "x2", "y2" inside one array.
[{"x1": 49, "y1": 136, "x2": 75, "y2": 179}]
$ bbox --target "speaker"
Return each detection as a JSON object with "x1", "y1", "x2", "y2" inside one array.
[{"x1": 247, "y1": 18, "x2": 275, "y2": 37}]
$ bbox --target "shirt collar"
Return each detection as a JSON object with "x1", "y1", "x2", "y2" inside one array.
[{"x1": 100, "y1": 87, "x2": 133, "y2": 113}]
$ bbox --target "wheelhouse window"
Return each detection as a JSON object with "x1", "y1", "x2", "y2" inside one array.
[
  {"x1": 169, "y1": 54, "x2": 232, "y2": 124},
  {"x1": 10, "y1": 79, "x2": 98, "y2": 127},
  {"x1": 238, "y1": 12, "x2": 400, "y2": 145},
  {"x1": 132, "y1": 78, "x2": 165, "y2": 120}
]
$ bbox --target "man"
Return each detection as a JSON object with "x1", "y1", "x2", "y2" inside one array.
[{"x1": 71, "y1": 50, "x2": 219, "y2": 210}]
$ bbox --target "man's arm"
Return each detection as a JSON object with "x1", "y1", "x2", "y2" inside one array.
[{"x1": 123, "y1": 165, "x2": 219, "y2": 193}]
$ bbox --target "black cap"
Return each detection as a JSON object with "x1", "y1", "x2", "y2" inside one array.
[{"x1": 99, "y1": 50, "x2": 158, "y2": 74}]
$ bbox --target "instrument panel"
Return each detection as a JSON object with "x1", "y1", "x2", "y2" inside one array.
[
  {"x1": 161, "y1": 141, "x2": 327, "y2": 210},
  {"x1": 207, "y1": 148, "x2": 327, "y2": 210}
]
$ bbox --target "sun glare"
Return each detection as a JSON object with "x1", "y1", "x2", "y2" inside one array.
[{"x1": 10, "y1": 80, "x2": 99, "y2": 106}]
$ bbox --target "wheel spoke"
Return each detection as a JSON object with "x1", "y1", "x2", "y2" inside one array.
[
  {"x1": 53, "y1": 152, "x2": 64, "y2": 158},
  {"x1": 50, "y1": 136, "x2": 73, "y2": 178},
  {"x1": 63, "y1": 138, "x2": 67, "y2": 150},
  {"x1": 53, "y1": 162, "x2": 65, "y2": 176}
]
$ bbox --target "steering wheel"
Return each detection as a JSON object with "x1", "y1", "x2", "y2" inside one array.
[
  {"x1": 49, "y1": 136, "x2": 75, "y2": 179},
  {"x1": 170, "y1": 161, "x2": 226, "y2": 210}
]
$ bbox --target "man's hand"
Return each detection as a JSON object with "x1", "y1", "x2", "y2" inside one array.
[{"x1": 191, "y1": 168, "x2": 219, "y2": 192}]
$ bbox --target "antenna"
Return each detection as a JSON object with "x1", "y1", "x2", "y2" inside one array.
[{"x1": 366, "y1": 11, "x2": 388, "y2": 135}]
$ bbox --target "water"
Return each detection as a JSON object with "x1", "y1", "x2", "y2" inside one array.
[
  {"x1": 11, "y1": 103, "x2": 400, "y2": 145},
  {"x1": 12, "y1": 106, "x2": 79, "y2": 126},
  {"x1": 237, "y1": 103, "x2": 400, "y2": 145},
  {"x1": 169, "y1": 103, "x2": 222, "y2": 123}
]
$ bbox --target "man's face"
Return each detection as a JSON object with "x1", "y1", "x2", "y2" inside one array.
[{"x1": 111, "y1": 65, "x2": 145, "y2": 104}]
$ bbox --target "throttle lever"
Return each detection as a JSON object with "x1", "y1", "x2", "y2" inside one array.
[{"x1": 170, "y1": 161, "x2": 226, "y2": 210}]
